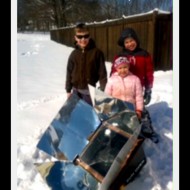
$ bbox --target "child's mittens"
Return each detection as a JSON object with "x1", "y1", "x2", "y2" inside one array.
[{"x1": 136, "y1": 110, "x2": 142, "y2": 119}]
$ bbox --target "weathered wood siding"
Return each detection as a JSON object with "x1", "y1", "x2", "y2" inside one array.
[{"x1": 50, "y1": 10, "x2": 172, "y2": 71}]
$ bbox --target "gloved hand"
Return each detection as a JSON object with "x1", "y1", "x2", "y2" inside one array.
[
  {"x1": 136, "y1": 110, "x2": 142, "y2": 120},
  {"x1": 144, "y1": 89, "x2": 152, "y2": 105}
]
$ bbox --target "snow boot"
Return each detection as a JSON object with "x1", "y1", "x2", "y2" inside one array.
[{"x1": 140, "y1": 109, "x2": 159, "y2": 143}]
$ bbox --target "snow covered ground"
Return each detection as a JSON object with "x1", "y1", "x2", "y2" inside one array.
[{"x1": 14, "y1": 32, "x2": 177, "y2": 190}]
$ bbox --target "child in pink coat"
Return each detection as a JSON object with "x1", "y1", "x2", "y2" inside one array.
[{"x1": 105, "y1": 56, "x2": 143, "y2": 119}]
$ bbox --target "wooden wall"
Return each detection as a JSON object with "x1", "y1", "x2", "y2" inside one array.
[{"x1": 50, "y1": 10, "x2": 172, "y2": 71}]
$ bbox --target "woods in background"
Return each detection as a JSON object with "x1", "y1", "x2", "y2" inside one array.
[{"x1": 17, "y1": 0, "x2": 172, "y2": 31}]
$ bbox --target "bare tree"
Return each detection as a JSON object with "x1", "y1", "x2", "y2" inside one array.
[
  {"x1": 63, "y1": 0, "x2": 102, "y2": 24},
  {"x1": 17, "y1": 0, "x2": 172, "y2": 31}
]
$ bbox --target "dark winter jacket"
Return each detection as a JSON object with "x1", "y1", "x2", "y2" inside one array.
[{"x1": 65, "y1": 38, "x2": 107, "y2": 93}]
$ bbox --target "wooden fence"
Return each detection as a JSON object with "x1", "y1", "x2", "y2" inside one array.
[{"x1": 50, "y1": 10, "x2": 172, "y2": 71}]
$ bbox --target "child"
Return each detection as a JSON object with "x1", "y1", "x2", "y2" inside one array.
[
  {"x1": 110, "y1": 27, "x2": 158, "y2": 143},
  {"x1": 65, "y1": 23, "x2": 107, "y2": 106},
  {"x1": 110, "y1": 27, "x2": 154, "y2": 105},
  {"x1": 105, "y1": 56, "x2": 143, "y2": 119}
]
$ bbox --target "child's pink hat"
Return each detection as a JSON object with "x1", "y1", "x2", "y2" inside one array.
[{"x1": 114, "y1": 56, "x2": 131, "y2": 68}]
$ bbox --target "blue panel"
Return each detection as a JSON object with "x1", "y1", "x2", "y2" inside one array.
[
  {"x1": 93, "y1": 88, "x2": 135, "y2": 121},
  {"x1": 37, "y1": 94, "x2": 101, "y2": 160},
  {"x1": 35, "y1": 161, "x2": 99, "y2": 190}
]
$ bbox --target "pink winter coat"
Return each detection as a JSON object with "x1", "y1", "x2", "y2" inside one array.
[{"x1": 105, "y1": 71, "x2": 143, "y2": 111}]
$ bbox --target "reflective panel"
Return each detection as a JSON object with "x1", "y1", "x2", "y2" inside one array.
[
  {"x1": 80, "y1": 126, "x2": 128, "y2": 177},
  {"x1": 104, "y1": 110, "x2": 140, "y2": 135},
  {"x1": 37, "y1": 94, "x2": 101, "y2": 160},
  {"x1": 36, "y1": 87, "x2": 146, "y2": 189},
  {"x1": 80, "y1": 111, "x2": 140, "y2": 176},
  {"x1": 80, "y1": 122, "x2": 143, "y2": 189},
  {"x1": 35, "y1": 161, "x2": 99, "y2": 190},
  {"x1": 92, "y1": 87, "x2": 135, "y2": 121}
]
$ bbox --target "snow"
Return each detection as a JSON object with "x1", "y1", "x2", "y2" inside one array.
[
  {"x1": 13, "y1": 32, "x2": 177, "y2": 190},
  {"x1": 74, "y1": 8, "x2": 171, "y2": 27}
]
